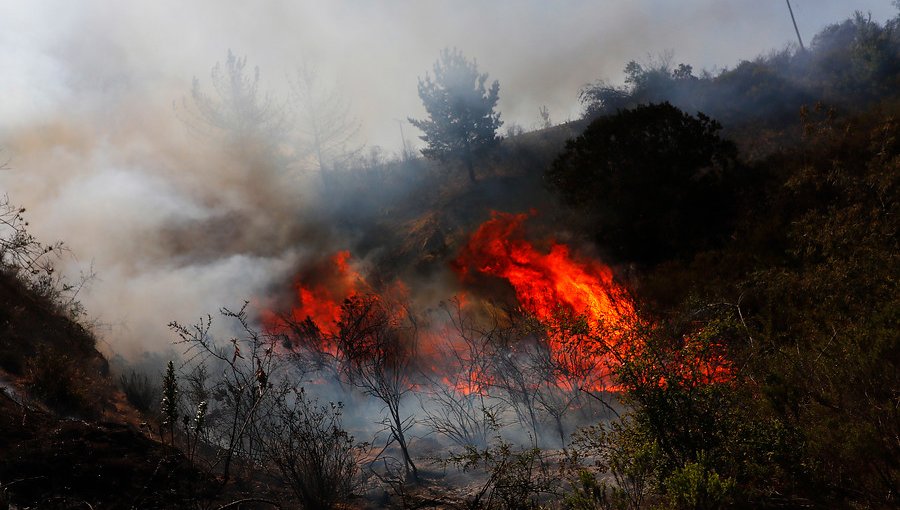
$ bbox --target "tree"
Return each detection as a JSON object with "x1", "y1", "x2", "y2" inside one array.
[
  {"x1": 178, "y1": 50, "x2": 288, "y2": 171},
  {"x1": 289, "y1": 60, "x2": 362, "y2": 185},
  {"x1": 160, "y1": 360, "x2": 180, "y2": 445},
  {"x1": 546, "y1": 103, "x2": 738, "y2": 265},
  {"x1": 409, "y1": 48, "x2": 503, "y2": 183}
]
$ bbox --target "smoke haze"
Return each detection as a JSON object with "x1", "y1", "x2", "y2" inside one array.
[{"x1": 0, "y1": 0, "x2": 895, "y2": 355}]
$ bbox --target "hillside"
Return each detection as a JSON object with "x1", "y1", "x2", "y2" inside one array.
[{"x1": 1, "y1": 7, "x2": 898, "y2": 510}]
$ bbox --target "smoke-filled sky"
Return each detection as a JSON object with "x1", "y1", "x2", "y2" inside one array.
[
  {"x1": 2, "y1": 1, "x2": 896, "y2": 148},
  {"x1": 0, "y1": 0, "x2": 896, "y2": 356}
]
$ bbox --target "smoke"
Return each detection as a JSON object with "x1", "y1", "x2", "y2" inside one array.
[{"x1": 0, "y1": 0, "x2": 896, "y2": 359}]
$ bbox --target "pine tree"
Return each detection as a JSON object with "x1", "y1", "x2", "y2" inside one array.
[
  {"x1": 160, "y1": 360, "x2": 180, "y2": 445},
  {"x1": 409, "y1": 48, "x2": 502, "y2": 183}
]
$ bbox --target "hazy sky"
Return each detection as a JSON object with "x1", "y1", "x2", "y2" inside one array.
[
  {"x1": 2, "y1": 1, "x2": 896, "y2": 150},
  {"x1": 0, "y1": 0, "x2": 895, "y2": 356}
]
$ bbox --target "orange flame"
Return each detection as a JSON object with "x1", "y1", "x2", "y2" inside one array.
[
  {"x1": 264, "y1": 212, "x2": 730, "y2": 397},
  {"x1": 453, "y1": 211, "x2": 731, "y2": 391},
  {"x1": 264, "y1": 251, "x2": 363, "y2": 337},
  {"x1": 455, "y1": 212, "x2": 634, "y2": 330},
  {"x1": 453, "y1": 211, "x2": 636, "y2": 390}
]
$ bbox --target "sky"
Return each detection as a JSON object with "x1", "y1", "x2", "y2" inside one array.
[
  {"x1": 2, "y1": 1, "x2": 897, "y2": 149},
  {"x1": 0, "y1": 0, "x2": 896, "y2": 357}
]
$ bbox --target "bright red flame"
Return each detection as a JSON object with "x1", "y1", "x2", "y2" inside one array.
[
  {"x1": 264, "y1": 212, "x2": 730, "y2": 397},
  {"x1": 453, "y1": 211, "x2": 730, "y2": 391},
  {"x1": 455, "y1": 212, "x2": 634, "y2": 331},
  {"x1": 453, "y1": 212, "x2": 636, "y2": 391},
  {"x1": 265, "y1": 250, "x2": 363, "y2": 337}
]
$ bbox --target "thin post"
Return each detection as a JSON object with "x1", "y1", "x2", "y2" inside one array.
[{"x1": 786, "y1": 0, "x2": 805, "y2": 50}]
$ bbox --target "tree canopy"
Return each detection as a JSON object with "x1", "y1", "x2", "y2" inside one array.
[
  {"x1": 547, "y1": 102, "x2": 739, "y2": 265},
  {"x1": 409, "y1": 48, "x2": 502, "y2": 182}
]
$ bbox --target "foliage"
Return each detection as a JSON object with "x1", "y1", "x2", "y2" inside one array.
[
  {"x1": 26, "y1": 345, "x2": 101, "y2": 418},
  {"x1": 566, "y1": 420, "x2": 661, "y2": 510},
  {"x1": 734, "y1": 109, "x2": 900, "y2": 503},
  {"x1": 160, "y1": 360, "x2": 180, "y2": 444},
  {"x1": 547, "y1": 103, "x2": 739, "y2": 265},
  {"x1": 446, "y1": 436, "x2": 555, "y2": 509},
  {"x1": 663, "y1": 455, "x2": 734, "y2": 510},
  {"x1": 119, "y1": 370, "x2": 160, "y2": 415},
  {"x1": 262, "y1": 386, "x2": 359, "y2": 510},
  {"x1": 574, "y1": 78, "x2": 900, "y2": 507},
  {"x1": 579, "y1": 11, "x2": 900, "y2": 127},
  {"x1": 409, "y1": 48, "x2": 503, "y2": 182}
]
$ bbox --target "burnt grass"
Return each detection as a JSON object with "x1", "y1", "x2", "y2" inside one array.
[
  {"x1": 0, "y1": 390, "x2": 220, "y2": 509},
  {"x1": 0, "y1": 268, "x2": 223, "y2": 508}
]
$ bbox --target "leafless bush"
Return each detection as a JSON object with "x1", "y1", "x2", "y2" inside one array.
[
  {"x1": 262, "y1": 386, "x2": 359, "y2": 510},
  {"x1": 335, "y1": 294, "x2": 420, "y2": 482},
  {"x1": 420, "y1": 299, "x2": 505, "y2": 449},
  {"x1": 0, "y1": 194, "x2": 60, "y2": 277},
  {"x1": 169, "y1": 302, "x2": 281, "y2": 481}
]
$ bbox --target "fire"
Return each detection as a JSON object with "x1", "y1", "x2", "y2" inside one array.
[
  {"x1": 453, "y1": 212, "x2": 636, "y2": 389},
  {"x1": 454, "y1": 212, "x2": 634, "y2": 331},
  {"x1": 452, "y1": 211, "x2": 730, "y2": 391},
  {"x1": 267, "y1": 251, "x2": 363, "y2": 337},
  {"x1": 265, "y1": 212, "x2": 729, "y2": 397}
]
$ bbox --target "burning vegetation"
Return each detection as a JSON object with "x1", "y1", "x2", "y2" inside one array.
[{"x1": 1, "y1": 5, "x2": 899, "y2": 510}]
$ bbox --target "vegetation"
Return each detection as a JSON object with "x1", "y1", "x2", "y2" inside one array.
[
  {"x1": 1, "y1": 6, "x2": 899, "y2": 509},
  {"x1": 547, "y1": 102, "x2": 739, "y2": 265},
  {"x1": 409, "y1": 47, "x2": 503, "y2": 183}
]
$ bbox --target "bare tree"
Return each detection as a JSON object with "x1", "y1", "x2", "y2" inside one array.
[
  {"x1": 419, "y1": 298, "x2": 504, "y2": 449},
  {"x1": 539, "y1": 105, "x2": 552, "y2": 129},
  {"x1": 178, "y1": 50, "x2": 289, "y2": 170},
  {"x1": 335, "y1": 294, "x2": 420, "y2": 482},
  {"x1": 169, "y1": 302, "x2": 281, "y2": 482},
  {"x1": 290, "y1": 60, "x2": 361, "y2": 185}
]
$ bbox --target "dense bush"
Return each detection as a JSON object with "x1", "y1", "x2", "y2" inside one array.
[{"x1": 547, "y1": 103, "x2": 739, "y2": 265}]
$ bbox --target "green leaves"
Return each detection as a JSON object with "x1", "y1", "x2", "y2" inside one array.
[{"x1": 409, "y1": 48, "x2": 503, "y2": 181}]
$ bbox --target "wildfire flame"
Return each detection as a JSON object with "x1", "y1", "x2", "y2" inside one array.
[
  {"x1": 454, "y1": 211, "x2": 635, "y2": 331},
  {"x1": 264, "y1": 251, "x2": 363, "y2": 338},
  {"x1": 265, "y1": 211, "x2": 729, "y2": 397},
  {"x1": 453, "y1": 211, "x2": 636, "y2": 391},
  {"x1": 453, "y1": 211, "x2": 730, "y2": 391}
]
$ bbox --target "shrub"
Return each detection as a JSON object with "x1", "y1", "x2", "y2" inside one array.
[
  {"x1": 262, "y1": 386, "x2": 358, "y2": 510},
  {"x1": 119, "y1": 370, "x2": 160, "y2": 415},
  {"x1": 664, "y1": 455, "x2": 734, "y2": 510},
  {"x1": 26, "y1": 346, "x2": 100, "y2": 417}
]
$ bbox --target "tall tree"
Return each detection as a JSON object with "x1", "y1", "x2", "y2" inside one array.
[
  {"x1": 178, "y1": 50, "x2": 288, "y2": 170},
  {"x1": 547, "y1": 102, "x2": 738, "y2": 265},
  {"x1": 290, "y1": 60, "x2": 361, "y2": 185},
  {"x1": 409, "y1": 48, "x2": 502, "y2": 183}
]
